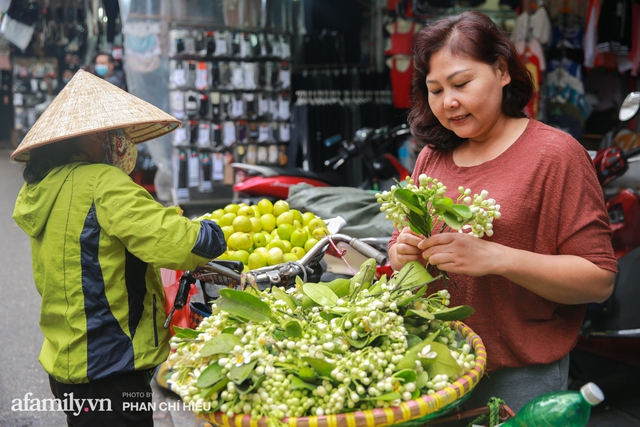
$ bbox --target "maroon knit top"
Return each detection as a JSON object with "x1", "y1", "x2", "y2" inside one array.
[{"x1": 389, "y1": 119, "x2": 617, "y2": 372}]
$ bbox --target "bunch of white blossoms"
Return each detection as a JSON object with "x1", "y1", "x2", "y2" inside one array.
[{"x1": 376, "y1": 174, "x2": 501, "y2": 238}]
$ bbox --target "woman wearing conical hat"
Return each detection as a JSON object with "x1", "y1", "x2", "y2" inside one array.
[{"x1": 11, "y1": 70, "x2": 226, "y2": 427}]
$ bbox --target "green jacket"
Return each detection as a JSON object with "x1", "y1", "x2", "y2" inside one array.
[{"x1": 13, "y1": 161, "x2": 225, "y2": 384}]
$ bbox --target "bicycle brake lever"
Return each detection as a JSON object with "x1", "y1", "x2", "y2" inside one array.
[{"x1": 164, "y1": 272, "x2": 195, "y2": 329}]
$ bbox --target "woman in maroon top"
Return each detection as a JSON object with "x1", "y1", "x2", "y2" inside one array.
[{"x1": 388, "y1": 11, "x2": 616, "y2": 412}]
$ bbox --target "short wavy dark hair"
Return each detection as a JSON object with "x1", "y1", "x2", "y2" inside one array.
[{"x1": 408, "y1": 10, "x2": 533, "y2": 152}]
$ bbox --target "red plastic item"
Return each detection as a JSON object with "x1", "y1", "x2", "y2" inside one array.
[{"x1": 161, "y1": 268, "x2": 198, "y2": 336}]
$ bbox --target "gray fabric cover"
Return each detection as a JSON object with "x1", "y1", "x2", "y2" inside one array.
[{"x1": 287, "y1": 183, "x2": 396, "y2": 239}]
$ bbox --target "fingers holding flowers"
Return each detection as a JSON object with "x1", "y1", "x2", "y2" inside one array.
[
  {"x1": 395, "y1": 227, "x2": 427, "y2": 265},
  {"x1": 418, "y1": 233, "x2": 498, "y2": 276}
]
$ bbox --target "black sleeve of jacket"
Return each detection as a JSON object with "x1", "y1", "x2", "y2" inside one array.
[{"x1": 191, "y1": 220, "x2": 227, "y2": 259}]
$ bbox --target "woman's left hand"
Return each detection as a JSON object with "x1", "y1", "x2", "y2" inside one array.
[{"x1": 418, "y1": 232, "x2": 501, "y2": 277}]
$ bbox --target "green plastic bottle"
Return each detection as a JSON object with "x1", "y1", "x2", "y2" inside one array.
[{"x1": 501, "y1": 382, "x2": 604, "y2": 427}]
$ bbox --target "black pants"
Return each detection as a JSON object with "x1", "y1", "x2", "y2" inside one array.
[{"x1": 49, "y1": 369, "x2": 155, "y2": 427}]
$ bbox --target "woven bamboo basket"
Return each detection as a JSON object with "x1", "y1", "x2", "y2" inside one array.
[{"x1": 197, "y1": 321, "x2": 487, "y2": 427}]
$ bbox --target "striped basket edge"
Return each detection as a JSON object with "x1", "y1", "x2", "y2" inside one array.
[{"x1": 199, "y1": 321, "x2": 487, "y2": 427}]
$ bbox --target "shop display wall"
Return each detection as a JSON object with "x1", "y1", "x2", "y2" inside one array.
[{"x1": 167, "y1": 26, "x2": 292, "y2": 204}]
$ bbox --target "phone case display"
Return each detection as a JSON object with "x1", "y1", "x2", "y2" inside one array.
[
  {"x1": 169, "y1": 26, "x2": 291, "y2": 203},
  {"x1": 11, "y1": 57, "x2": 59, "y2": 142}
]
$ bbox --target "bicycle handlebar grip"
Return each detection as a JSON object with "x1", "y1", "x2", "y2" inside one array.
[
  {"x1": 324, "y1": 135, "x2": 342, "y2": 147},
  {"x1": 347, "y1": 237, "x2": 388, "y2": 266}
]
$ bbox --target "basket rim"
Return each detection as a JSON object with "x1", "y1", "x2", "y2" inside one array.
[{"x1": 199, "y1": 321, "x2": 487, "y2": 427}]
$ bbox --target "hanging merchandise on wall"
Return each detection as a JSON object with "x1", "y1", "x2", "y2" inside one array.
[
  {"x1": 168, "y1": 24, "x2": 292, "y2": 205},
  {"x1": 0, "y1": 0, "x2": 38, "y2": 50}
]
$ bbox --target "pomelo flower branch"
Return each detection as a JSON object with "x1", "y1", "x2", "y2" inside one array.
[{"x1": 376, "y1": 174, "x2": 501, "y2": 280}]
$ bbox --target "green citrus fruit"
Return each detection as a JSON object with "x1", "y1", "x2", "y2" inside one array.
[
  {"x1": 232, "y1": 215, "x2": 252, "y2": 233},
  {"x1": 276, "y1": 211, "x2": 295, "y2": 227},
  {"x1": 237, "y1": 206, "x2": 255, "y2": 217},
  {"x1": 219, "y1": 212, "x2": 237, "y2": 227},
  {"x1": 248, "y1": 252, "x2": 267, "y2": 270},
  {"x1": 224, "y1": 203, "x2": 240, "y2": 214},
  {"x1": 252, "y1": 232, "x2": 267, "y2": 248},
  {"x1": 276, "y1": 223, "x2": 295, "y2": 241},
  {"x1": 266, "y1": 247, "x2": 284, "y2": 266},
  {"x1": 221, "y1": 225, "x2": 235, "y2": 241},
  {"x1": 273, "y1": 200, "x2": 290, "y2": 217},
  {"x1": 231, "y1": 249, "x2": 250, "y2": 265},
  {"x1": 312, "y1": 226, "x2": 330, "y2": 240},
  {"x1": 290, "y1": 247, "x2": 306, "y2": 260},
  {"x1": 304, "y1": 238, "x2": 319, "y2": 253},
  {"x1": 290, "y1": 229, "x2": 308, "y2": 248},
  {"x1": 257, "y1": 199, "x2": 274, "y2": 215},
  {"x1": 211, "y1": 209, "x2": 225, "y2": 220},
  {"x1": 260, "y1": 214, "x2": 277, "y2": 232},
  {"x1": 250, "y1": 217, "x2": 262, "y2": 233},
  {"x1": 302, "y1": 211, "x2": 317, "y2": 226},
  {"x1": 283, "y1": 253, "x2": 298, "y2": 262},
  {"x1": 308, "y1": 217, "x2": 326, "y2": 232}
]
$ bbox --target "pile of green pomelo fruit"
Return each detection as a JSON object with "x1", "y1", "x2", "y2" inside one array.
[{"x1": 197, "y1": 199, "x2": 329, "y2": 271}]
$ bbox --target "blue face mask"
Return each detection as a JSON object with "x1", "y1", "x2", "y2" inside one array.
[{"x1": 95, "y1": 64, "x2": 109, "y2": 77}]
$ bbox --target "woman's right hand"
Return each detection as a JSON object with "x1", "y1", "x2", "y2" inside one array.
[{"x1": 390, "y1": 227, "x2": 426, "y2": 271}]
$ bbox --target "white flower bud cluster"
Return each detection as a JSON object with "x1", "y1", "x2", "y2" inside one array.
[
  {"x1": 459, "y1": 189, "x2": 501, "y2": 238},
  {"x1": 377, "y1": 175, "x2": 500, "y2": 239},
  {"x1": 166, "y1": 279, "x2": 477, "y2": 421}
]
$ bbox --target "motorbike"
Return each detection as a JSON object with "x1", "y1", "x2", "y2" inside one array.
[
  {"x1": 571, "y1": 91, "x2": 640, "y2": 381},
  {"x1": 231, "y1": 124, "x2": 413, "y2": 204}
]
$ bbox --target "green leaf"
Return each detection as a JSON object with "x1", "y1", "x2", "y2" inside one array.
[
  {"x1": 347, "y1": 334, "x2": 370, "y2": 349},
  {"x1": 291, "y1": 376, "x2": 317, "y2": 391},
  {"x1": 435, "y1": 203, "x2": 472, "y2": 230},
  {"x1": 273, "y1": 362, "x2": 300, "y2": 377},
  {"x1": 196, "y1": 363, "x2": 224, "y2": 388},
  {"x1": 328, "y1": 306, "x2": 351, "y2": 315},
  {"x1": 298, "y1": 367, "x2": 317, "y2": 382},
  {"x1": 406, "y1": 334, "x2": 423, "y2": 349},
  {"x1": 172, "y1": 326, "x2": 200, "y2": 339},
  {"x1": 228, "y1": 360, "x2": 258, "y2": 384},
  {"x1": 217, "y1": 288, "x2": 274, "y2": 323},
  {"x1": 236, "y1": 376, "x2": 264, "y2": 395},
  {"x1": 321, "y1": 278, "x2": 352, "y2": 298},
  {"x1": 421, "y1": 341, "x2": 462, "y2": 378},
  {"x1": 284, "y1": 320, "x2": 303, "y2": 338},
  {"x1": 432, "y1": 305, "x2": 475, "y2": 321},
  {"x1": 408, "y1": 210, "x2": 431, "y2": 236},
  {"x1": 302, "y1": 357, "x2": 334, "y2": 377},
  {"x1": 271, "y1": 286, "x2": 297, "y2": 310},
  {"x1": 202, "y1": 377, "x2": 229, "y2": 398},
  {"x1": 221, "y1": 326, "x2": 238, "y2": 334},
  {"x1": 393, "y1": 369, "x2": 417, "y2": 383},
  {"x1": 390, "y1": 261, "x2": 435, "y2": 289},
  {"x1": 303, "y1": 283, "x2": 338, "y2": 307},
  {"x1": 394, "y1": 188, "x2": 424, "y2": 215},
  {"x1": 200, "y1": 334, "x2": 242, "y2": 357},
  {"x1": 405, "y1": 309, "x2": 435, "y2": 320},
  {"x1": 416, "y1": 371, "x2": 430, "y2": 390},
  {"x1": 362, "y1": 392, "x2": 401, "y2": 402},
  {"x1": 397, "y1": 284, "x2": 428, "y2": 307}
]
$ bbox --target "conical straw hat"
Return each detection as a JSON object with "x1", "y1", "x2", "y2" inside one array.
[{"x1": 11, "y1": 69, "x2": 181, "y2": 162}]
